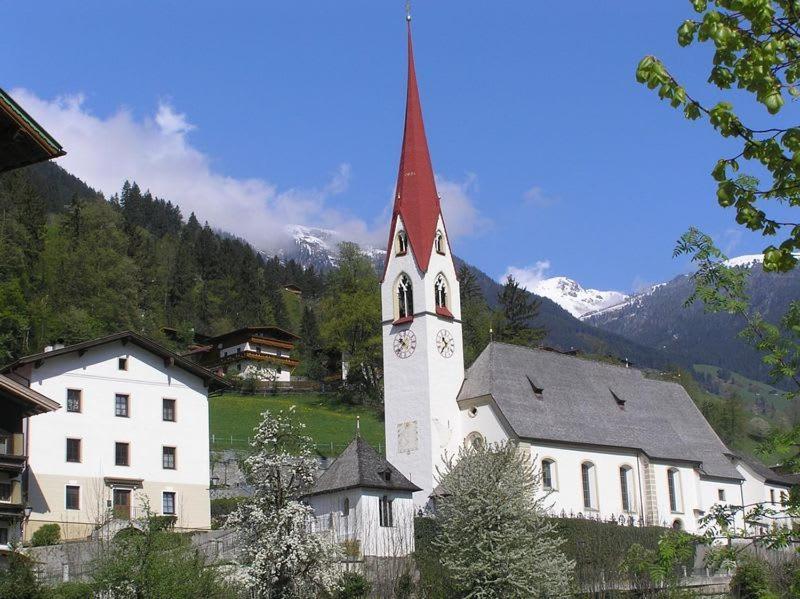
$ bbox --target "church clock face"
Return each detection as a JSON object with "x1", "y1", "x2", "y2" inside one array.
[
  {"x1": 393, "y1": 330, "x2": 417, "y2": 359},
  {"x1": 436, "y1": 329, "x2": 455, "y2": 358}
]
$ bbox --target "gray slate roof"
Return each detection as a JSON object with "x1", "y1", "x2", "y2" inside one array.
[
  {"x1": 733, "y1": 452, "x2": 795, "y2": 487},
  {"x1": 304, "y1": 437, "x2": 421, "y2": 497},
  {"x1": 458, "y1": 343, "x2": 742, "y2": 480}
]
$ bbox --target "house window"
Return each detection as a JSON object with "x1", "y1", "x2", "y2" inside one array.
[
  {"x1": 781, "y1": 491, "x2": 788, "y2": 505},
  {"x1": 434, "y1": 274, "x2": 448, "y2": 309},
  {"x1": 434, "y1": 230, "x2": 445, "y2": 254},
  {"x1": 542, "y1": 459, "x2": 556, "y2": 490},
  {"x1": 581, "y1": 462, "x2": 597, "y2": 510},
  {"x1": 397, "y1": 274, "x2": 413, "y2": 319},
  {"x1": 65, "y1": 485, "x2": 80, "y2": 510},
  {"x1": 620, "y1": 466, "x2": 635, "y2": 512},
  {"x1": 379, "y1": 495, "x2": 393, "y2": 527},
  {"x1": 163, "y1": 446, "x2": 176, "y2": 470},
  {"x1": 163, "y1": 492, "x2": 176, "y2": 515},
  {"x1": 770, "y1": 489, "x2": 776, "y2": 504},
  {"x1": 0, "y1": 481, "x2": 11, "y2": 501},
  {"x1": 718, "y1": 489, "x2": 726, "y2": 502},
  {"x1": 343, "y1": 497, "x2": 350, "y2": 517},
  {"x1": 115, "y1": 442, "x2": 130, "y2": 467},
  {"x1": 0, "y1": 527, "x2": 7, "y2": 545},
  {"x1": 115, "y1": 394, "x2": 129, "y2": 417},
  {"x1": 66, "y1": 438, "x2": 81, "y2": 463},
  {"x1": 667, "y1": 468, "x2": 682, "y2": 513},
  {"x1": 67, "y1": 389, "x2": 81, "y2": 413},
  {"x1": 163, "y1": 399, "x2": 176, "y2": 422},
  {"x1": 118, "y1": 357, "x2": 128, "y2": 371},
  {"x1": 396, "y1": 231, "x2": 408, "y2": 255}
]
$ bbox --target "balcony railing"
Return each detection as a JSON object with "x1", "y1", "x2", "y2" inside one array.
[
  {"x1": 0, "y1": 478, "x2": 23, "y2": 505},
  {"x1": 0, "y1": 433, "x2": 24, "y2": 457}
]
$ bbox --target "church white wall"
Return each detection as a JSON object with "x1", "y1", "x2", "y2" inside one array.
[
  {"x1": 736, "y1": 462, "x2": 792, "y2": 532},
  {"x1": 307, "y1": 489, "x2": 415, "y2": 558},
  {"x1": 22, "y1": 341, "x2": 211, "y2": 538},
  {"x1": 382, "y1": 216, "x2": 464, "y2": 508}
]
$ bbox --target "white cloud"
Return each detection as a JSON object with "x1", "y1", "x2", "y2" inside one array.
[
  {"x1": 435, "y1": 173, "x2": 492, "y2": 239},
  {"x1": 10, "y1": 89, "x2": 371, "y2": 252},
  {"x1": 501, "y1": 261, "x2": 552, "y2": 291},
  {"x1": 522, "y1": 185, "x2": 558, "y2": 208}
]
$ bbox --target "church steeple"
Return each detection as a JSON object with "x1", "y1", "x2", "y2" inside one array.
[{"x1": 385, "y1": 21, "x2": 444, "y2": 277}]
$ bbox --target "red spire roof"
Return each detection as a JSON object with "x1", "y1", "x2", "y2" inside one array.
[{"x1": 385, "y1": 22, "x2": 443, "y2": 275}]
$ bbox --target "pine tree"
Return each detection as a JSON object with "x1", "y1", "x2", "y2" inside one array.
[{"x1": 495, "y1": 274, "x2": 546, "y2": 347}]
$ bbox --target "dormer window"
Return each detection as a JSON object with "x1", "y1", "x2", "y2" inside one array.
[
  {"x1": 397, "y1": 274, "x2": 414, "y2": 319},
  {"x1": 396, "y1": 231, "x2": 408, "y2": 256},
  {"x1": 435, "y1": 230, "x2": 445, "y2": 255},
  {"x1": 380, "y1": 470, "x2": 392, "y2": 482}
]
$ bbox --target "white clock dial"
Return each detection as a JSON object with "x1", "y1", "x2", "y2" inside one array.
[
  {"x1": 393, "y1": 330, "x2": 417, "y2": 359},
  {"x1": 436, "y1": 329, "x2": 455, "y2": 358}
]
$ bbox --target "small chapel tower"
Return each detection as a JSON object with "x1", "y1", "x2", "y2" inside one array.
[{"x1": 382, "y1": 15, "x2": 465, "y2": 507}]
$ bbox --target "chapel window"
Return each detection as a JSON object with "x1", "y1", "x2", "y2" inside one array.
[
  {"x1": 667, "y1": 468, "x2": 682, "y2": 513},
  {"x1": 619, "y1": 466, "x2": 635, "y2": 513},
  {"x1": 435, "y1": 230, "x2": 445, "y2": 254},
  {"x1": 434, "y1": 274, "x2": 448, "y2": 310},
  {"x1": 379, "y1": 495, "x2": 394, "y2": 527},
  {"x1": 581, "y1": 462, "x2": 598, "y2": 510},
  {"x1": 542, "y1": 459, "x2": 556, "y2": 490},
  {"x1": 396, "y1": 231, "x2": 408, "y2": 255},
  {"x1": 397, "y1": 274, "x2": 413, "y2": 319}
]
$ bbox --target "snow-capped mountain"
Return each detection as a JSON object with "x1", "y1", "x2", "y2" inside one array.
[
  {"x1": 531, "y1": 277, "x2": 628, "y2": 318},
  {"x1": 277, "y1": 225, "x2": 386, "y2": 271}
]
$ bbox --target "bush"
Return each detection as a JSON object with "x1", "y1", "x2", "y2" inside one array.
[
  {"x1": 210, "y1": 496, "x2": 244, "y2": 529},
  {"x1": 413, "y1": 517, "x2": 459, "y2": 599},
  {"x1": 731, "y1": 558, "x2": 773, "y2": 599},
  {"x1": 45, "y1": 581, "x2": 94, "y2": 599},
  {"x1": 0, "y1": 551, "x2": 40, "y2": 599},
  {"x1": 30, "y1": 523, "x2": 60, "y2": 547},
  {"x1": 331, "y1": 572, "x2": 371, "y2": 598}
]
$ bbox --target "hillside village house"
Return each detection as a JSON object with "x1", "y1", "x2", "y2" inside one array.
[
  {"x1": 349, "y1": 16, "x2": 798, "y2": 548},
  {"x1": 0, "y1": 376, "x2": 59, "y2": 554},
  {"x1": 2, "y1": 332, "x2": 226, "y2": 541},
  {"x1": 188, "y1": 326, "x2": 299, "y2": 385}
]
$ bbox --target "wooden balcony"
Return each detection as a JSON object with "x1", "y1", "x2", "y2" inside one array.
[{"x1": 0, "y1": 433, "x2": 25, "y2": 474}]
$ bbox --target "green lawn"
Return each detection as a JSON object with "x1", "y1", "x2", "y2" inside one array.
[{"x1": 209, "y1": 393, "x2": 385, "y2": 456}]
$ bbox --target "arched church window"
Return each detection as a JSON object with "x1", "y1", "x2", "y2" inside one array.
[
  {"x1": 581, "y1": 462, "x2": 598, "y2": 510},
  {"x1": 434, "y1": 274, "x2": 448, "y2": 309},
  {"x1": 397, "y1": 274, "x2": 413, "y2": 319},
  {"x1": 396, "y1": 231, "x2": 408, "y2": 255},
  {"x1": 542, "y1": 458, "x2": 557, "y2": 490},
  {"x1": 667, "y1": 468, "x2": 683, "y2": 513},
  {"x1": 619, "y1": 465, "x2": 635, "y2": 513},
  {"x1": 465, "y1": 431, "x2": 484, "y2": 449},
  {"x1": 435, "y1": 230, "x2": 445, "y2": 254}
]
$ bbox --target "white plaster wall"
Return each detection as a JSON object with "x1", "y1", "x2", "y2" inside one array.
[
  {"x1": 236, "y1": 362, "x2": 292, "y2": 383},
  {"x1": 383, "y1": 215, "x2": 464, "y2": 507},
  {"x1": 308, "y1": 489, "x2": 414, "y2": 557},
  {"x1": 22, "y1": 341, "x2": 211, "y2": 535},
  {"x1": 459, "y1": 401, "x2": 510, "y2": 447},
  {"x1": 737, "y1": 462, "x2": 792, "y2": 532}
]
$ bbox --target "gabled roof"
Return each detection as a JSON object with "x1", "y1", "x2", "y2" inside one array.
[
  {"x1": 0, "y1": 87, "x2": 65, "y2": 174},
  {"x1": 459, "y1": 342, "x2": 742, "y2": 480},
  {"x1": 304, "y1": 436, "x2": 420, "y2": 497},
  {"x1": 0, "y1": 374, "x2": 60, "y2": 415},
  {"x1": 733, "y1": 452, "x2": 795, "y2": 488},
  {"x1": 2, "y1": 331, "x2": 228, "y2": 391},
  {"x1": 383, "y1": 23, "x2": 445, "y2": 278}
]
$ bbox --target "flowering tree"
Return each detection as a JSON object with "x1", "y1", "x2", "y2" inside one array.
[
  {"x1": 434, "y1": 440, "x2": 574, "y2": 598},
  {"x1": 227, "y1": 408, "x2": 341, "y2": 598}
]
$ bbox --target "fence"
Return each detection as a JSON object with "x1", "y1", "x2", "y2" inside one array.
[{"x1": 210, "y1": 434, "x2": 382, "y2": 457}]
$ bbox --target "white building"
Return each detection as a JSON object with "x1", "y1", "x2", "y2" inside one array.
[
  {"x1": 378, "y1": 18, "x2": 795, "y2": 536},
  {"x1": 304, "y1": 437, "x2": 419, "y2": 559},
  {"x1": 3, "y1": 331, "x2": 226, "y2": 540}
]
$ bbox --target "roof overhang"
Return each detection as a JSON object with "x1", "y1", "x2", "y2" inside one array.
[
  {"x1": 0, "y1": 373, "x2": 60, "y2": 415},
  {"x1": 0, "y1": 88, "x2": 65, "y2": 173}
]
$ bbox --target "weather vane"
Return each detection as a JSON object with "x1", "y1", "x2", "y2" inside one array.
[{"x1": 406, "y1": 0, "x2": 411, "y2": 21}]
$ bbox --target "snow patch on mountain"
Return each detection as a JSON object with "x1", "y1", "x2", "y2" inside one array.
[
  {"x1": 724, "y1": 254, "x2": 764, "y2": 268},
  {"x1": 531, "y1": 277, "x2": 628, "y2": 318},
  {"x1": 275, "y1": 225, "x2": 386, "y2": 271}
]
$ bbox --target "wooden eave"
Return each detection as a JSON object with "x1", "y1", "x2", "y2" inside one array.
[
  {"x1": 217, "y1": 351, "x2": 299, "y2": 368},
  {"x1": 0, "y1": 88, "x2": 65, "y2": 173}
]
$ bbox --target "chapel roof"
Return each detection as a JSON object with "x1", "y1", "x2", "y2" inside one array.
[
  {"x1": 303, "y1": 436, "x2": 421, "y2": 497},
  {"x1": 382, "y1": 22, "x2": 445, "y2": 278},
  {"x1": 732, "y1": 452, "x2": 795, "y2": 488},
  {"x1": 458, "y1": 342, "x2": 743, "y2": 480}
]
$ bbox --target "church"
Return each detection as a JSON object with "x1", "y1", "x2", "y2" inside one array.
[{"x1": 307, "y1": 16, "x2": 794, "y2": 557}]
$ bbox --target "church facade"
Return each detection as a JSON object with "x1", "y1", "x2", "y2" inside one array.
[{"x1": 379, "y1": 18, "x2": 794, "y2": 536}]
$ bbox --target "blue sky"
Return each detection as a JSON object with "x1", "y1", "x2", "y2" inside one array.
[{"x1": 3, "y1": 1, "x2": 782, "y2": 292}]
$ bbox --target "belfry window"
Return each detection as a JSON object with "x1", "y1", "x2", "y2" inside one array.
[
  {"x1": 397, "y1": 274, "x2": 413, "y2": 319},
  {"x1": 435, "y1": 230, "x2": 445, "y2": 254},
  {"x1": 396, "y1": 231, "x2": 408, "y2": 255},
  {"x1": 434, "y1": 274, "x2": 448, "y2": 309}
]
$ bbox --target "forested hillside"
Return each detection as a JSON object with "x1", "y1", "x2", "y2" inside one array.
[{"x1": 0, "y1": 162, "x2": 323, "y2": 361}]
